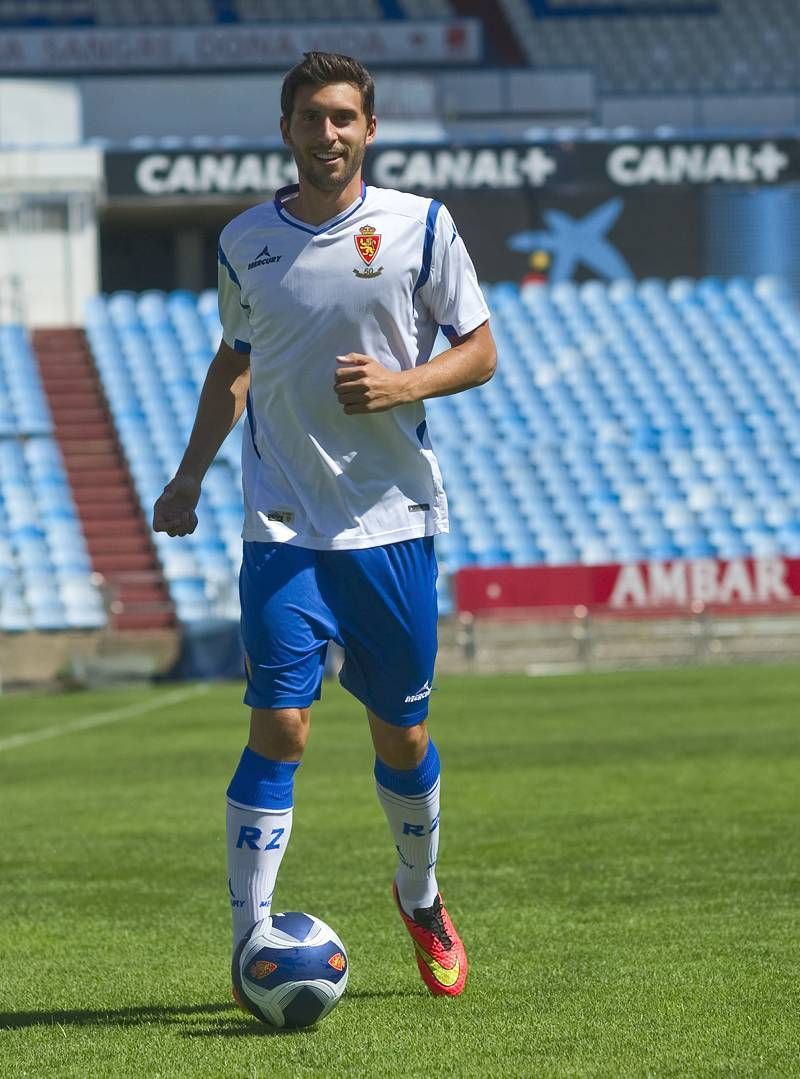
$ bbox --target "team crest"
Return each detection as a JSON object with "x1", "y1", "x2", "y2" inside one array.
[
  {"x1": 327, "y1": 952, "x2": 347, "y2": 972},
  {"x1": 353, "y1": 225, "x2": 383, "y2": 278},
  {"x1": 248, "y1": 959, "x2": 278, "y2": 979},
  {"x1": 354, "y1": 225, "x2": 381, "y2": 264}
]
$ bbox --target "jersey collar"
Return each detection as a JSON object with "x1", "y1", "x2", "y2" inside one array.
[{"x1": 273, "y1": 182, "x2": 367, "y2": 235}]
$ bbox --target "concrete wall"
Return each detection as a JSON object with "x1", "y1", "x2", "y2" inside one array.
[
  {"x1": 5, "y1": 71, "x2": 798, "y2": 145},
  {"x1": 0, "y1": 80, "x2": 81, "y2": 146},
  {"x1": 601, "y1": 93, "x2": 800, "y2": 132},
  {"x1": 0, "y1": 147, "x2": 103, "y2": 326}
]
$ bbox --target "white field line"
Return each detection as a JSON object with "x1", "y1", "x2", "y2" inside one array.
[{"x1": 0, "y1": 684, "x2": 210, "y2": 753}]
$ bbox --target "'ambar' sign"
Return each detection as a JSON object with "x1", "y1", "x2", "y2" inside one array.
[
  {"x1": 455, "y1": 557, "x2": 800, "y2": 614},
  {"x1": 608, "y1": 557, "x2": 791, "y2": 609}
]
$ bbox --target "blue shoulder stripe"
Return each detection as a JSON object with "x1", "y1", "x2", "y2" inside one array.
[
  {"x1": 412, "y1": 200, "x2": 442, "y2": 300},
  {"x1": 218, "y1": 243, "x2": 241, "y2": 288}
]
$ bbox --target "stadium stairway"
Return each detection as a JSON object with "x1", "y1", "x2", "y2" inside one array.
[{"x1": 32, "y1": 328, "x2": 175, "y2": 632}]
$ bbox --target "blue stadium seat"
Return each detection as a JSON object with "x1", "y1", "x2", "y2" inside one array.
[
  {"x1": 0, "y1": 329, "x2": 105, "y2": 632},
  {"x1": 83, "y1": 275, "x2": 800, "y2": 618},
  {"x1": 430, "y1": 275, "x2": 800, "y2": 577},
  {"x1": 86, "y1": 293, "x2": 244, "y2": 622}
]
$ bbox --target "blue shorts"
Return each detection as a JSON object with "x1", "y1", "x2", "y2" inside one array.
[{"x1": 239, "y1": 536, "x2": 438, "y2": 726}]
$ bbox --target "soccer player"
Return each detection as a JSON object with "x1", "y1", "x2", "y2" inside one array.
[{"x1": 152, "y1": 51, "x2": 496, "y2": 998}]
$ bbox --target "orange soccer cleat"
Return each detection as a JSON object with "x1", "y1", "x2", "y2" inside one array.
[{"x1": 393, "y1": 881, "x2": 468, "y2": 997}]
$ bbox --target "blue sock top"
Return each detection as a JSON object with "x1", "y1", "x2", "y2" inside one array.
[
  {"x1": 227, "y1": 747, "x2": 300, "y2": 810},
  {"x1": 374, "y1": 739, "x2": 440, "y2": 797}
]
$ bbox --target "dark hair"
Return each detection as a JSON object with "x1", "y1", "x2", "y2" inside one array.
[{"x1": 281, "y1": 51, "x2": 375, "y2": 122}]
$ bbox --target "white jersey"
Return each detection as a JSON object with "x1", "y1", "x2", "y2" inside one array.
[{"x1": 218, "y1": 182, "x2": 490, "y2": 550}]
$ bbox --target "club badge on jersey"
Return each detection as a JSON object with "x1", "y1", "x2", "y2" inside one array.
[{"x1": 353, "y1": 225, "x2": 383, "y2": 279}]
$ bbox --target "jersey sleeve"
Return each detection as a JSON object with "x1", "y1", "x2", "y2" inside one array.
[
  {"x1": 419, "y1": 202, "x2": 490, "y2": 342},
  {"x1": 217, "y1": 240, "x2": 252, "y2": 354}
]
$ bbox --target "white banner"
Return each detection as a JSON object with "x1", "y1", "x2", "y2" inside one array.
[{"x1": 0, "y1": 20, "x2": 482, "y2": 73}]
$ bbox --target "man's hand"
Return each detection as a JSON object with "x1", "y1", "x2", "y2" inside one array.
[
  {"x1": 152, "y1": 474, "x2": 201, "y2": 537},
  {"x1": 334, "y1": 354, "x2": 410, "y2": 414}
]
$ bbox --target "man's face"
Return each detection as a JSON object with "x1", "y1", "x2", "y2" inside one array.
[{"x1": 281, "y1": 81, "x2": 376, "y2": 194}]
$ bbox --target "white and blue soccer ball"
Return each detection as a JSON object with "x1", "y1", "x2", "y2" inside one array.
[{"x1": 232, "y1": 912, "x2": 349, "y2": 1029}]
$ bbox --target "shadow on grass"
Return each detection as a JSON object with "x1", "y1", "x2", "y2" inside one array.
[
  {"x1": 181, "y1": 988, "x2": 427, "y2": 1038},
  {"x1": 182, "y1": 1022, "x2": 313, "y2": 1038},
  {"x1": 0, "y1": 1002, "x2": 232, "y2": 1030},
  {"x1": 1, "y1": 989, "x2": 425, "y2": 1035},
  {"x1": 347, "y1": 988, "x2": 425, "y2": 1000}
]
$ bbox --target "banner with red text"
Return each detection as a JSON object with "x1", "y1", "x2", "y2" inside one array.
[
  {"x1": 0, "y1": 20, "x2": 481, "y2": 74},
  {"x1": 455, "y1": 557, "x2": 800, "y2": 615}
]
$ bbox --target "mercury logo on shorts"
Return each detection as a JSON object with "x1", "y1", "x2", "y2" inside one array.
[{"x1": 404, "y1": 679, "x2": 432, "y2": 704}]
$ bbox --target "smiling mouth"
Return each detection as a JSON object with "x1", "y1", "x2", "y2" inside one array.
[{"x1": 313, "y1": 151, "x2": 344, "y2": 163}]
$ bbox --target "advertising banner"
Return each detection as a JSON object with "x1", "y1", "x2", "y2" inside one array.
[
  {"x1": 105, "y1": 138, "x2": 798, "y2": 198},
  {"x1": 103, "y1": 136, "x2": 799, "y2": 285},
  {"x1": 372, "y1": 139, "x2": 797, "y2": 285},
  {"x1": 455, "y1": 557, "x2": 800, "y2": 615},
  {"x1": 0, "y1": 19, "x2": 481, "y2": 74}
]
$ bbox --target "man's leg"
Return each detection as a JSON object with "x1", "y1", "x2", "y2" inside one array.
[
  {"x1": 232, "y1": 540, "x2": 336, "y2": 948},
  {"x1": 316, "y1": 537, "x2": 466, "y2": 994},
  {"x1": 369, "y1": 706, "x2": 466, "y2": 996},
  {"x1": 226, "y1": 707, "x2": 310, "y2": 947},
  {"x1": 368, "y1": 710, "x2": 441, "y2": 916},
  {"x1": 321, "y1": 538, "x2": 441, "y2": 917}
]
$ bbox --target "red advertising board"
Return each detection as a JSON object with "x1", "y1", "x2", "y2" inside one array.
[{"x1": 454, "y1": 557, "x2": 800, "y2": 616}]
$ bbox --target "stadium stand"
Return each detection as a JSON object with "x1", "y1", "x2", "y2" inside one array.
[
  {"x1": 33, "y1": 327, "x2": 175, "y2": 632},
  {"x1": 0, "y1": 0, "x2": 423, "y2": 27},
  {"x1": 84, "y1": 290, "x2": 242, "y2": 625},
  {"x1": 501, "y1": 0, "x2": 799, "y2": 94},
  {"x1": 0, "y1": 325, "x2": 105, "y2": 632},
  {"x1": 436, "y1": 274, "x2": 800, "y2": 570},
  {"x1": 80, "y1": 275, "x2": 800, "y2": 623},
  {"x1": 0, "y1": 0, "x2": 521, "y2": 69}
]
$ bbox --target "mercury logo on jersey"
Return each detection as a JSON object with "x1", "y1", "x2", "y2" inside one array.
[{"x1": 248, "y1": 243, "x2": 283, "y2": 269}]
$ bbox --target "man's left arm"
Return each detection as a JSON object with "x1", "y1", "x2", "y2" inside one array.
[{"x1": 334, "y1": 321, "x2": 496, "y2": 414}]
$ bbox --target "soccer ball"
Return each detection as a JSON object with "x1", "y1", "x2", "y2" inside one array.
[{"x1": 232, "y1": 912, "x2": 349, "y2": 1029}]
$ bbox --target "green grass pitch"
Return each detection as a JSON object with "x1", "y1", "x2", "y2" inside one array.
[{"x1": 1, "y1": 666, "x2": 799, "y2": 1077}]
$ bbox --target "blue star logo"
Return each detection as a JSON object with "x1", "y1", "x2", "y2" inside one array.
[{"x1": 508, "y1": 197, "x2": 632, "y2": 282}]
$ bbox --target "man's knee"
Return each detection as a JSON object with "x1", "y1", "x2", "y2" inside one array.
[
  {"x1": 249, "y1": 707, "x2": 311, "y2": 761},
  {"x1": 368, "y1": 709, "x2": 429, "y2": 770}
]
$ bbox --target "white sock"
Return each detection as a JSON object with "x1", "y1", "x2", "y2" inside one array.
[
  {"x1": 226, "y1": 800, "x2": 293, "y2": 947},
  {"x1": 225, "y1": 747, "x2": 299, "y2": 948},
  {"x1": 375, "y1": 741, "x2": 441, "y2": 916}
]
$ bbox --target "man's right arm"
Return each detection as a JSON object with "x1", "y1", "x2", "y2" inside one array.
[{"x1": 152, "y1": 340, "x2": 251, "y2": 537}]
